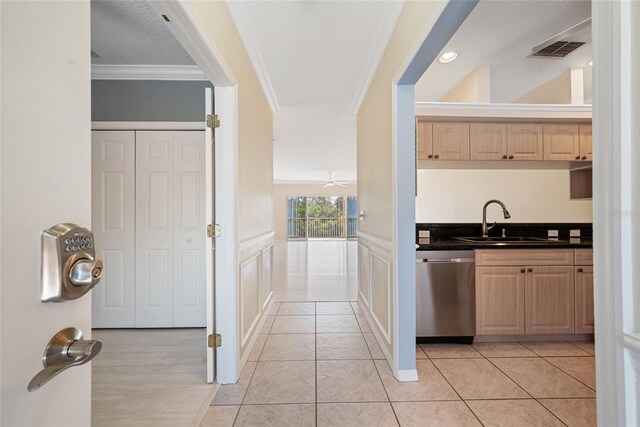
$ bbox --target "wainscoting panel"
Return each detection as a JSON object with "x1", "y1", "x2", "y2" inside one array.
[
  {"x1": 238, "y1": 232, "x2": 275, "y2": 365},
  {"x1": 239, "y1": 253, "x2": 260, "y2": 348},
  {"x1": 261, "y1": 245, "x2": 273, "y2": 309},
  {"x1": 358, "y1": 243, "x2": 370, "y2": 306},
  {"x1": 357, "y1": 233, "x2": 394, "y2": 362},
  {"x1": 370, "y1": 249, "x2": 392, "y2": 344}
]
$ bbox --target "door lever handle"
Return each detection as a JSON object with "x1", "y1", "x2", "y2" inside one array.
[{"x1": 28, "y1": 328, "x2": 102, "y2": 392}]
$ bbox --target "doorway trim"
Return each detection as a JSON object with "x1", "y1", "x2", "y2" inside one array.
[{"x1": 148, "y1": 0, "x2": 240, "y2": 384}]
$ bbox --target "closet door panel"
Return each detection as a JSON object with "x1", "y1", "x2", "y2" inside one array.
[
  {"x1": 136, "y1": 131, "x2": 173, "y2": 327},
  {"x1": 173, "y1": 131, "x2": 206, "y2": 327},
  {"x1": 92, "y1": 131, "x2": 136, "y2": 327}
]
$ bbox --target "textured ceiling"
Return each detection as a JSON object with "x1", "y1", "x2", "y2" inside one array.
[
  {"x1": 230, "y1": 1, "x2": 403, "y2": 182},
  {"x1": 415, "y1": 0, "x2": 592, "y2": 103},
  {"x1": 91, "y1": 0, "x2": 194, "y2": 65}
]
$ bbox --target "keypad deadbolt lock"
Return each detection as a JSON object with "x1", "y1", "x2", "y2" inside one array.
[{"x1": 41, "y1": 223, "x2": 103, "y2": 302}]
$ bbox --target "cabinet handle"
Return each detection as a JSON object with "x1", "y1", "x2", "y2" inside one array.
[
  {"x1": 577, "y1": 268, "x2": 584, "y2": 273},
  {"x1": 582, "y1": 156, "x2": 587, "y2": 160},
  {"x1": 434, "y1": 154, "x2": 440, "y2": 159},
  {"x1": 509, "y1": 155, "x2": 514, "y2": 160},
  {"x1": 527, "y1": 268, "x2": 533, "y2": 273},
  {"x1": 520, "y1": 268, "x2": 526, "y2": 273},
  {"x1": 502, "y1": 155, "x2": 508, "y2": 159},
  {"x1": 575, "y1": 155, "x2": 581, "y2": 160},
  {"x1": 427, "y1": 154, "x2": 433, "y2": 159}
]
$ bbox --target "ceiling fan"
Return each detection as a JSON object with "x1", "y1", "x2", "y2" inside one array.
[{"x1": 322, "y1": 172, "x2": 345, "y2": 188}]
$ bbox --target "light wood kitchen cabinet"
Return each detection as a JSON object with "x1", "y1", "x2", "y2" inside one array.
[
  {"x1": 475, "y1": 249, "x2": 592, "y2": 336},
  {"x1": 543, "y1": 123, "x2": 580, "y2": 161},
  {"x1": 432, "y1": 122, "x2": 470, "y2": 160},
  {"x1": 525, "y1": 266, "x2": 575, "y2": 334},
  {"x1": 579, "y1": 124, "x2": 593, "y2": 161},
  {"x1": 574, "y1": 249, "x2": 594, "y2": 334},
  {"x1": 476, "y1": 267, "x2": 526, "y2": 335},
  {"x1": 470, "y1": 123, "x2": 507, "y2": 160},
  {"x1": 575, "y1": 265, "x2": 594, "y2": 333},
  {"x1": 416, "y1": 120, "x2": 433, "y2": 160},
  {"x1": 507, "y1": 123, "x2": 543, "y2": 160}
]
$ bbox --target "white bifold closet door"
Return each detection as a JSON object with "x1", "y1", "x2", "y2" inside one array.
[
  {"x1": 92, "y1": 130, "x2": 206, "y2": 328},
  {"x1": 135, "y1": 131, "x2": 206, "y2": 327},
  {"x1": 92, "y1": 131, "x2": 136, "y2": 327}
]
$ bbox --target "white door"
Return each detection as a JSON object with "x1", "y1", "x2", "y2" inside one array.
[
  {"x1": 1, "y1": 2, "x2": 93, "y2": 425},
  {"x1": 205, "y1": 87, "x2": 216, "y2": 382},
  {"x1": 173, "y1": 131, "x2": 206, "y2": 326},
  {"x1": 92, "y1": 131, "x2": 136, "y2": 327},
  {"x1": 136, "y1": 131, "x2": 174, "y2": 327}
]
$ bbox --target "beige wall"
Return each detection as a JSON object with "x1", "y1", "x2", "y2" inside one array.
[
  {"x1": 356, "y1": 1, "x2": 442, "y2": 374},
  {"x1": 191, "y1": 1, "x2": 274, "y2": 242},
  {"x1": 514, "y1": 69, "x2": 572, "y2": 104},
  {"x1": 441, "y1": 66, "x2": 490, "y2": 103},
  {"x1": 357, "y1": 1, "x2": 440, "y2": 242},
  {"x1": 273, "y1": 183, "x2": 357, "y2": 240},
  {"x1": 416, "y1": 169, "x2": 593, "y2": 223}
]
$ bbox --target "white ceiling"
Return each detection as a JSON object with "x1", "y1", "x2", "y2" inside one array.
[
  {"x1": 91, "y1": 0, "x2": 194, "y2": 65},
  {"x1": 229, "y1": 1, "x2": 403, "y2": 183},
  {"x1": 415, "y1": 0, "x2": 592, "y2": 103}
]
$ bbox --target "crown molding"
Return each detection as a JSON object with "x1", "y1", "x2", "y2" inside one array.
[
  {"x1": 273, "y1": 180, "x2": 357, "y2": 185},
  {"x1": 227, "y1": 2, "x2": 280, "y2": 113},
  {"x1": 350, "y1": 3, "x2": 404, "y2": 116},
  {"x1": 91, "y1": 64, "x2": 208, "y2": 81},
  {"x1": 415, "y1": 102, "x2": 593, "y2": 118}
]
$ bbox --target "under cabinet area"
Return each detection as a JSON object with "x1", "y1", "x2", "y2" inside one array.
[{"x1": 475, "y1": 248, "x2": 593, "y2": 336}]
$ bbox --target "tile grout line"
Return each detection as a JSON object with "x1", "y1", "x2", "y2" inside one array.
[
  {"x1": 483, "y1": 350, "x2": 571, "y2": 427},
  {"x1": 427, "y1": 354, "x2": 487, "y2": 427},
  {"x1": 369, "y1": 345, "x2": 400, "y2": 426}
]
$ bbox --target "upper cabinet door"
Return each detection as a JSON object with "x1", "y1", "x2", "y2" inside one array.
[
  {"x1": 579, "y1": 124, "x2": 593, "y2": 161},
  {"x1": 543, "y1": 123, "x2": 580, "y2": 161},
  {"x1": 507, "y1": 123, "x2": 543, "y2": 160},
  {"x1": 470, "y1": 123, "x2": 507, "y2": 160},
  {"x1": 416, "y1": 120, "x2": 433, "y2": 160},
  {"x1": 433, "y1": 122, "x2": 470, "y2": 160}
]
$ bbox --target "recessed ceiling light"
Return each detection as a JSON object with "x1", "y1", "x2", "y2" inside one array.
[
  {"x1": 588, "y1": 60, "x2": 593, "y2": 66},
  {"x1": 439, "y1": 51, "x2": 458, "y2": 64}
]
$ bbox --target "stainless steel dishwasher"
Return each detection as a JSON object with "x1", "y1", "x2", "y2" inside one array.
[{"x1": 416, "y1": 250, "x2": 475, "y2": 343}]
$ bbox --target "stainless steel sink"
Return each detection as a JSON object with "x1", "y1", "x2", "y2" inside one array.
[{"x1": 452, "y1": 236, "x2": 567, "y2": 245}]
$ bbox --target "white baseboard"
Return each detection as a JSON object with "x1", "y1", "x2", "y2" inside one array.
[{"x1": 396, "y1": 369, "x2": 419, "y2": 382}]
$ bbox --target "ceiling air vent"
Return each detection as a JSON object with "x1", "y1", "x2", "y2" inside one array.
[
  {"x1": 530, "y1": 17, "x2": 591, "y2": 59},
  {"x1": 532, "y1": 41, "x2": 585, "y2": 58}
]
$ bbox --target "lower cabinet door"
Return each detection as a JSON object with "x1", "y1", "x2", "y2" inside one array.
[
  {"x1": 525, "y1": 266, "x2": 575, "y2": 334},
  {"x1": 575, "y1": 266, "x2": 595, "y2": 333},
  {"x1": 476, "y1": 267, "x2": 525, "y2": 335}
]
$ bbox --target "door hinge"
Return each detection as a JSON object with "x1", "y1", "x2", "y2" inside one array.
[
  {"x1": 208, "y1": 334, "x2": 222, "y2": 348},
  {"x1": 207, "y1": 224, "x2": 221, "y2": 238},
  {"x1": 206, "y1": 114, "x2": 220, "y2": 129}
]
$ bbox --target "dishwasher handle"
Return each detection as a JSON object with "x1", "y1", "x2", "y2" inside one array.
[{"x1": 417, "y1": 258, "x2": 475, "y2": 263}]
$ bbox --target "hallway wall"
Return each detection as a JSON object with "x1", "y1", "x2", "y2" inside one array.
[
  {"x1": 356, "y1": 1, "x2": 443, "y2": 378},
  {"x1": 273, "y1": 183, "x2": 357, "y2": 241}
]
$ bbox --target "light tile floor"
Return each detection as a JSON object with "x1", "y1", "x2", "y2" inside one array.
[
  {"x1": 202, "y1": 302, "x2": 596, "y2": 427},
  {"x1": 273, "y1": 240, "x2": 358, "y2": 301}
]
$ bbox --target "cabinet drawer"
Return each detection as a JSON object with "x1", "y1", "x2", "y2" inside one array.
[
  {"x1": 475, "y1": 249, "x2": 574, "y2": 266},
  {"x1": 574, "y1": 249, "x2": 593, "y2": 266}
]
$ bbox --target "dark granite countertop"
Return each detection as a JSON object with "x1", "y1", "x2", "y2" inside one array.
[
  {"x1": 416, "y1": 237, "x2": 592, "y2": 251},
  {"x1": 416, "y1": 223, "x2": 593, "y2": 251}
]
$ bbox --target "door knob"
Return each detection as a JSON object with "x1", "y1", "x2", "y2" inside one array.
[
  {"x1": 69, "y1": 259, "x2": 103, "y2": 287},
  {"x1": 28, "y1": 327, "x2": 102, "y2": 392},
  {"x1": 509, "y1": 155, "x2": 514, "y2": 159},
  {"x1": 502, "y1": 155, "x2": 508, "y2": 159}
]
